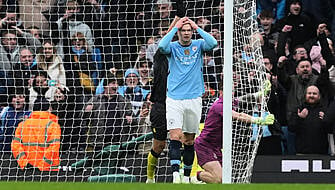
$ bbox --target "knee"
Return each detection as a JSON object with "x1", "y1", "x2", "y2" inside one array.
[
  {"x1": 183, "y1": 139, "x2": 194, "y2": 145},
  {"x1": 169, "y1": 130, "x2": 183, "y2": 141},
  {"x1": 213, "y1": 177, "x2": 222, "y2": 184},
  {"x1": 212, "y1": 173, "x2": 222, "y2": 184},
  {"x1": 183, "y1": 134, "x2": 195, "y2": 145},
  {"x1": 152, "y1": 140, "x2": 166, "y2": 153}
]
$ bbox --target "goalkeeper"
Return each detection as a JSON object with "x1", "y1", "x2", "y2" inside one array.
[{"x1": 194, "y1": 83, "x2": 275, "y2": 184}]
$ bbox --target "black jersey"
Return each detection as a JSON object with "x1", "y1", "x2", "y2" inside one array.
[{"x1": 149, "y1": 50, "x2": 168, "y2": 104}]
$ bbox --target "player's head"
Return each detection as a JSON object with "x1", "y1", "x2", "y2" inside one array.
[{"x1": 178, "y1": 23, "x2": 193, "y2": 45}]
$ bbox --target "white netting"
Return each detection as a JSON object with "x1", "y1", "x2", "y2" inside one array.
[
  {"x1": 0, "y1": 0, "x2": 267, "y2": 183},
  {"x1": 230, "y1": 0, "x2": 269, "y2": 183}
]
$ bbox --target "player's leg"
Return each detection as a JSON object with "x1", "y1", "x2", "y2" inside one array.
[
  {"x1": 182, "y1": 133, "x2": 195, "y2": 183},
  {"x1": 146, "y1": 102, "x2": 168, "y2": 183},
  {"x1": 147, "y1": 139, "x2": 165, "y2": 183},
  {"x1": 181, "y1": 97, "x2": 202, "y2": 183},
  {"x1": 197, "y1": 161, "x2": 222, "y2": 183},
  {"x1": 166, "y1": 97, "x2": 184, "y2": 183},
  {"x1": 194, "y1": 138, "x2": 222, "y2": 183}
]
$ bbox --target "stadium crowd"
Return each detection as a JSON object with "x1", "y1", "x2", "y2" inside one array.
[{"x1": 0, "y1": 0, "x2": 335, "y2": 181}]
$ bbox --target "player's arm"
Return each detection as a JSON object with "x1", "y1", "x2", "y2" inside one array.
[
  {"x1": 232, "y1": 110, "x2": 275, "y2": 125},
  {"x1": 158, "y1": 18, "x2": 187, "y2": 54},
  {"x1": 157, "y1": 28, "x2": 176, "y2": 54},
  {"x1": 187, "y1": 18, "x2": 217, "y2": 51}
]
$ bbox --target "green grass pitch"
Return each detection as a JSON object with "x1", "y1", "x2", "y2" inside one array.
[{"x1": 2, "y1": 182, "x2": 335, "y2": 190}]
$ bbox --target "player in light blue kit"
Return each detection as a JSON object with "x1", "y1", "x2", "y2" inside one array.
[{"x1": 158, "y1": 17, "x2": 217, "y2": 183}]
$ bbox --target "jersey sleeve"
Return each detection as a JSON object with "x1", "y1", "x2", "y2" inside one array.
[
  {"x1": 158, "y1": 27, "x2": 178, "y2": 54},
  {"x1": 196, "y1": 27, "x2": 218, "y2": 51}
]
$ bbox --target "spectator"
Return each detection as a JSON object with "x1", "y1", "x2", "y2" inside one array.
[
  {"x1": 49, "y1": 87, "x2": 71, "y2": 151},
  {"x1": 18, "y1": 0, "x2": 53, "y2": 37},
  {"x1": 0, "y1": 27, "x2": 41, "y2": 104},
  {"x1": 203, "y1": 53, "x2": 219, "y2": 91},
  {"x1": 211, "y1": 1, "x2": 224, "y2": 33},
  {"x1": 117, "y1": 68, "x2": 150, "y2": 123},
  {"x1": 288, "y1": 85, "x2": 331, "y2": 155},
  {"x1": 0, "y1": 88, "x2": 31, "y2": 153},
  {"x1": 143, "y1": 0, "x2": 175, "y2": 44},
  {"x1": 82, "y1": 0, "x2": 107, "y2": 47},
  {"x1": 13, "y1": 47, "x2": 38, "y2": 93},
  {"x1": 256, "y1": 0, "x2": 286, "y2": 20},
  {"x1": 258, "y1": 10, "x2": 279, "y2": 51},
  {"x1": 146, "y1": 20, "x2": 170, "y2": 63},
  {"x1": 64, "y1": 32, "x2": 96, "y2": 105},
  {"x1": 278, "y1": 58, "x2": 331, "y2": 122},
  {"x1": 196, "y1": 16, "x2": 211, "y2": 30},
  {"x1": 82, "y1": 74, "x2": 133, "y2": 152},
  {"x1": 28, "y1": 71, "x2": 52, "y2": 111},
  {"x1": 26, "y1": 26, "x2": 41, "y2": 39},
  {"x1": 0, "y1": 5, "x2": 24, "y2": 30},
  {"x1": 55, "y1": 0, "x2": 94, "y2": 58},
  {"x1": 276, "y1": 0, "x2": 316, "y2": 53},
  {"x1": 265, "y1": 66, "x2": 291, "y2": 154},
  {"x1": 304, "y1": 23, "x2": 333, "y2": 53},
  {"x1": 36, "y1": 40, "x2": 67, "y2": 100},
  {"x1": 136, "y1": 59, "x2": 153, "y2": 90},
  {"x1": 63, "y1": 32, "x2": 96, "y2": 149},
  {"x1": 300, "y1": 0, "x2": 332, "y2": 28},
  {"x1": 276, "y1": 45, "x2": 308, "y2": 75},
  {"x1": 11, "y1": 110, "x2": 61, "y2": 171},
  {"x1": 0, "y1": 27, "x2": 40, "y2": 72}
]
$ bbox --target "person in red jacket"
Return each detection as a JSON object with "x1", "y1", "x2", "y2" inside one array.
[{"x1": 11, "y1": 111, "x2": 61, "y2": 171}]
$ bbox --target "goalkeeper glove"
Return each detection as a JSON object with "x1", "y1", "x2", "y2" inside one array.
[
  {"x1": 257, "y1": 80, "x2": 272, "y2": 96},
  {"x1": 252, "y1": 114, "x2": 275, "y2": 125},
  {"x1": 173, "y1": 0, "x2": 186, "y2": 17}
]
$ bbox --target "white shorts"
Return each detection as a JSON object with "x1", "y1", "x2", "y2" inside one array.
[{"x1": 166, "y1": 97, "x2": 202, "y2": 134}]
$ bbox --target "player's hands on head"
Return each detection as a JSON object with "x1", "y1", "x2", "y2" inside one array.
[
  {"x1": 175, "y1": 17, "x2": 188, "y2": 29},
  {"x1": 186, "y1": 18, "x2": 198, "y2": 30}
]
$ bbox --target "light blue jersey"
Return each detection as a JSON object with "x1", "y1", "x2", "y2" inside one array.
[{"x1": 158, "y1": 27, "x2": 217, "y2": 100}]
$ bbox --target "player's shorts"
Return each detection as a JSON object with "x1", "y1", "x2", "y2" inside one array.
[
  {"x1": 150, "y1": 102, "x2": 167, "y2": 141},
  {"x1": 194, "y1": 138, "x2": 222, "y2": 167},
  {"x1": 166, "y1": 97, "x2": 202, "y2": 134}
]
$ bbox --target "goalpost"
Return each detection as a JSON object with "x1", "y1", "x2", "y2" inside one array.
[
  {"x1": 223, "y1": 0, "x2": 270, "y2": 183},
  {"x1": 0, "y1": 0, "x2": 269, "y2": 183}
]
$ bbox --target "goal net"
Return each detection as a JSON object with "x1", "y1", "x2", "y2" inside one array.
[
  {"x1": 227, "y1": 0, "x2": 269, "y2": 183},
  {"x1": 0, "y1": 0, "x2": 268, "y2": 183}
]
